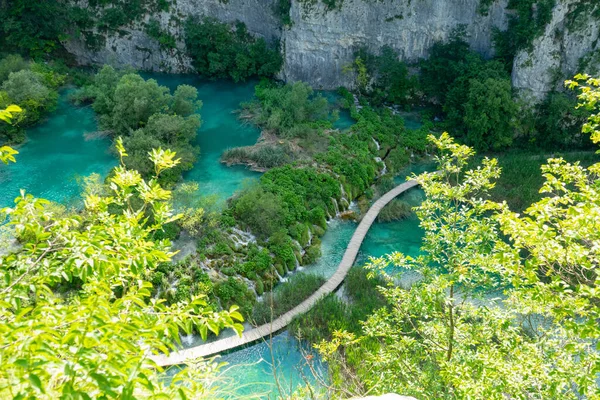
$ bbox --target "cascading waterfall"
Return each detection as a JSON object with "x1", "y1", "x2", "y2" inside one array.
[
  {"x1": 229, "y1": 227, "x2": 257, "y2": 249},
  {"x1": 372, "y1": 137, "x2": 381, "y2": 151},
  {"x1": 331, "y1": 197, "x2": 340, "y2": 217},
  {"x1": 374, "y1": 156, "x2": 387, "y2": 176}
]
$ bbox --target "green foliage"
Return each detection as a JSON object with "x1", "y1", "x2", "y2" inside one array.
[
  {"x1": 275, "y1": 0, "x2": 293, "y2": 26},
  {"x1": 377, "y1": 199, "x2": 414, "y2": 222},
  {"x1": 146, "y1": 19, "x2": 177, "y2": 49},
  {"x1": 0, "y1": 139, "x2": 244, "y2": 398},
  {"x1": 77, "y1": 66, "x2": 203, "y2": 184},
  {"x1": 0, "y1": 66, "x2": 61, "y2": 143},
  {"x1": 0, "y1": 105, "x2": 22, "y2": 164},
  {"x1": 463, "y1": 77, "x2": 517, "y2": 150},
  {"x1": 122, "y1": 113, "x2": 201, "y2": 181},
  {"x1": 222, "y1": 144, "x2": 297, "y2": 169},
  {"x1": 185, "y1": 17, "x2": 282, "y2": 81},
  {"x1": 290, "y1": 267, "x2": 387, "y2": 343},
  {"x1": 318, "y1": 91, "x2": 600, "y2": 397},
  {"x1": 214, "y1": 277, "x2": 256, "y2": 318},
  {"x1": 492, "y1": 0, "x2": 556, "y2": 70},
  {"x1": 473, "y1": 150, "x2": 599, "y2": 212},
  {"x1": 150, "y1": 257, "x2": 215, "y2": 305},
  {"x1": 0, "y1": 54, "x2": 28, "y2": 83},
  {"x1": 0, "y1": 1, "x2": 70, "y2": 57},
  {"x1": 252, "y1": 273, "x2": 326, "y2": 325},
  {"x1": 421, "y1": 34, "x2": 517, "y2": 150},
  {"x1": 231, "y1": 186, "x2": 286, "y2": 239},
  {"x1": 529, "y1": 91, "x2": 592, "y2": 149},
  {"x1": 243, "y1": 80, "x2": 332, "y2": 138},
  {"x1": 352, "y1": 46, "x2": 418, "y2": 106}
]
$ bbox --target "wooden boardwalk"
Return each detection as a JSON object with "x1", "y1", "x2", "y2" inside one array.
[{"x1": 153, "y1": 178, "x2": 420, "y2": 367}]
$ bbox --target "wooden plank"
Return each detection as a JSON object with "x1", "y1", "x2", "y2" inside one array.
[{"x1": 153, "y1": 179, "x2": 420, "y2": 367}]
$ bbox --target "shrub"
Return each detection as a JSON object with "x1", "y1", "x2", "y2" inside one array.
[
  {"x1": 185, "y1": 17, "x2": 282, "y2": 81},
  {"x1": 252, "y1": 273, "x2": 326, "y2": 325}
]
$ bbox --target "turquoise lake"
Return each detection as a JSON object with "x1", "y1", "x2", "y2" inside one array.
[
  {"x1": 0, "y1": 75, "x2": 427, "y2": 398},
  {"x1": 0, "y1": 90, "x2": 115, "y2": 206}
]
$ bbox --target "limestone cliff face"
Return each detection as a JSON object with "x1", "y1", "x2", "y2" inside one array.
[
  {"x1": 281, "y1": 0, "x2": 508, "y2": 89},
  {"x1": 512, "y1": 0, "x2": 600, "y2": 100},
  {"x1": 63, "y1": 0, "x2": 598, "y2": 97},
  {"x1": 63, "y1": 0, "x2": 281, "y2": 73}
]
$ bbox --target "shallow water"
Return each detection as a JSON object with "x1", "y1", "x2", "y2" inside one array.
[
  {"x1": 0, "y1": 90, "x2": 115, "y2": 207},
  {"x1": 145, "y1": 74, "x2": 263, "y2": 202}
]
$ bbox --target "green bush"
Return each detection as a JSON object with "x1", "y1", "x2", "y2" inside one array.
[
  {"x1": 377, "y1": 199, "x2": 414, "y2": 222},
  {"x1": 0, "y1": 69, "x2": 59, "y2": 143},
  {"x1": 289, "y1": 267, "x2": 387, "y2": 342},
  {"x1": 0, "y1": 54, "x2": 28, "y2": 83},
  {"x1": 185, "y1": 17, "x2": 282, "y2": 81},
  {"x1": 214, "y1": 277, "x2": 256, "y2": 318},
  {"x1": 243, "y1": 80, "x2": 332, "y2": 137},
  {"x1": 252, "y1": 273, "x2": 326, "y2": 325}
]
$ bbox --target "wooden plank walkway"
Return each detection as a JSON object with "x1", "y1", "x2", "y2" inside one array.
[{"x1": 153, "y1": 178, "x2": 420, "y2": 367}]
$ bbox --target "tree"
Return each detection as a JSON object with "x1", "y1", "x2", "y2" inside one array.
[
  {"x1": 77, "y1": 67, "x2": 203, "y2": 184},
  {"x1": 1, "y1": 70, "x2": 58, "y2": 125},
  {"x1": 0, "y1": 54, "x2": 29, "y2": 83},
  {"x1": 244, "y1": 81, "x2": 330, "y2": 138},
  {"x1": 172, "y1": 84, "x2": 202, "y2": 116},
  {"x1": 0, "y1": 137, "x2": 244, "y2": 398},
  {"x1": 318, "y1": 88, "x2": 600, "y2": 398},
  {"x1": 463, "y1": 77, "x2": 517, "y2": 150},
  {"x1": 0, "y1": 0, "x2": 70, "y2": 57},
  {"x1": 184, "y1": 17, "x2": 282, "y2": 81},
  {"x1": 122, "y1": 113, "x2": 201, "y2": 182},
  {"x1": 110, "y1": 74, "x2": 172, "y2": 135}
]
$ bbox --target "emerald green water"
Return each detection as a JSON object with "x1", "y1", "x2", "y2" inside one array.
[{"x1": 0, "y1": 90, "x2": 115, "y2": 207}]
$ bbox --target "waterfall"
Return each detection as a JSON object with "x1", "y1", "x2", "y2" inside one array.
[
  {"x1": 372, "y1": 137, "x2": 380, "y2": 151},
  {"x1": 374, "y1": 156, "x2": 387, "y2": 177},
  {"x1": 229, "y1": 227, "x2": 257, "y2": 248},
  {"x1": 331, "y1": 197, "x2": 340, "y2": 217},
  {"x1": 181, "y1": 333, "x2": 195, "y2": 347},
  {"x1": 275, "y1": 270, "x2": 288, "y2": 283},
  {"x1": 353, "y1": 94, "x2": 363, "y2": 110},
  {"x1": 307, "y1": 228, "x2": 313, "y2": 246},
  {"x1": 340, "y1": 197, "x2": 350, "y2": 209}
]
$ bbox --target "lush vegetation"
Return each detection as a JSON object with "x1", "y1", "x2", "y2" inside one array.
[
  {"x1": 290, "y1": 267, "x2": 387, "y2": 344},
  {"x1": 242, "y1": 80, "x2": 333, "y2": 138},
  {"x1": 491, "y1": 0, "x2": 557, "y2": 70},
  {"x1": 185, "y1": 17, "x2": 282, "y2": 82},
  {"x1": 0, "y1": 133, "x2": 244, "y2": 397},
  {"x1": 74, "y1": 66, "x2": 202, "y2": 184},
  {"x1": 252, "y1": 273, "x2": 326, "y2": 325},
  {"x1": 348, "y1": 46, "x2": 419, "y2": 107},
  {"x1": 310, "y1": 77, "x2": 600, "y2": 398},
  {"x1": 0, "y1": 55, "x2": 65, "y2": 143}
]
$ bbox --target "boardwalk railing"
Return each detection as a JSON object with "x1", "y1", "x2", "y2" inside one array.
[{"x1": 153, "y1": 178, "x2": 420, "y2": 367}]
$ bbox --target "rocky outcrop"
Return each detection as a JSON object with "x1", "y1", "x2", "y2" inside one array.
[
  {"x1": 281, "y1": 0, "x2": 508, "y2": 89},
  {"x1": 63, "y1": 0, "x2": 599, "y2": 98},
  {"x1": 512, "y1": 0, "x2": 600, "y2": 100},
  {"x1": 64, "y1": 0, "x2": 280, "y2": 72}
]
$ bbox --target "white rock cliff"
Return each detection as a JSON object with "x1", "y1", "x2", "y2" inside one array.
[{"x1": 63, "y1": 0, "x2": 599, "y2": 98}]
